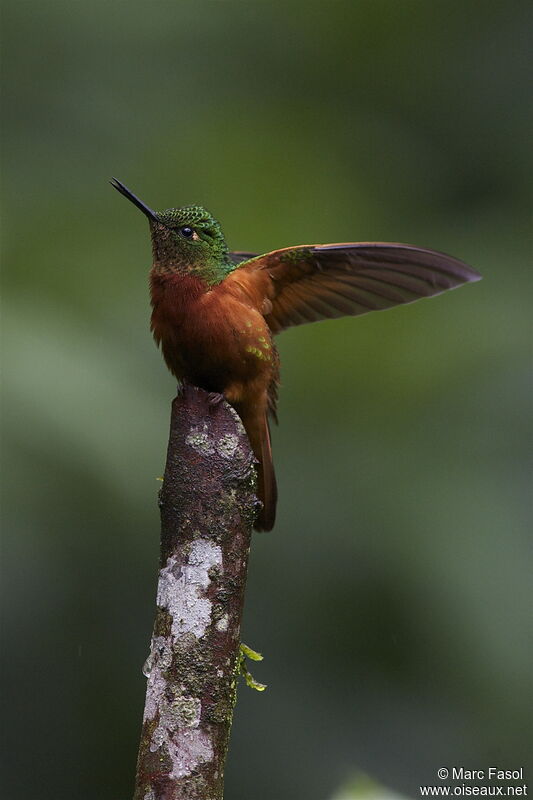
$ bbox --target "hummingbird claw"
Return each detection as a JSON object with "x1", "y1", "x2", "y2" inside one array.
[{"x1": 207, "y1": 392, "x2": 225, "y2": 406}]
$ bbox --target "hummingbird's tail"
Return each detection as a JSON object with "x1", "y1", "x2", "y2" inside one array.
[
  {"x1": 237, "y1": 404, "x2": 277, "y2": 531},
  {"x1": 254, "y1": 414, "x2": 277, "y2": 532}
]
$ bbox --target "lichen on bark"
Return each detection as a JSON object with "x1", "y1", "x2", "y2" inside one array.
[{"x1": 133, "y1": 385, "x2": 258, "y2": 800}]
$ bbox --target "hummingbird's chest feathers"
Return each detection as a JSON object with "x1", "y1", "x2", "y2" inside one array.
[
  {"x1": 150, "y1": 272, "x2": 274, "y2": 389},
  {"x1": 150, "y1": 272, "x2": 204, "y2": 333}
]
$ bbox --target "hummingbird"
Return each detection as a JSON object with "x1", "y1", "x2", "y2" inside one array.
[{"x1": 111, "y1": 178, "x2": 481, "y2": 532}]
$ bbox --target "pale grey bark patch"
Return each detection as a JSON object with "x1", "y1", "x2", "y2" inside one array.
[
  {"x1": 142, "y1": 636, "x2": 173, "y2": 722},
  {"x1": 167, "y1": 728, "x2": 214, "y2": 779},
  {"x1": 216, "y1": 433, "x2": 240, "y2": 459},
  {"x1": 215, "y1": 614, "x2": 229, "y2": 632},
  {"x1": 157, "y1": 540, "x2": 222, "y2": 640},
  {"x1": 149, "y1": 686, "x2": 212, "y2": 778},
  {"x1": 185, "y1": 424, "x2": 215, "y2": 456}
]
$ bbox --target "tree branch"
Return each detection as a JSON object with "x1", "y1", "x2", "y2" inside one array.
[{"x1": 133, "y1": 385, "x2": 258, "y2": 800}]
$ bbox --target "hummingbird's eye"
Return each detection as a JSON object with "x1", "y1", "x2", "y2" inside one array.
[{"x1": 179, "y1": 226, "x2": 194, "y2": 239}]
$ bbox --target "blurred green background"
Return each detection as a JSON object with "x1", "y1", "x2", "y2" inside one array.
[{"x1": 2, "y1": 1, "x2": 531, "y2": 798}]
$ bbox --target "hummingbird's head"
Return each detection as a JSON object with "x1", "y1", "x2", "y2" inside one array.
[{"x1": 110, "y1": 178, "x2": 231, "y2": 284}]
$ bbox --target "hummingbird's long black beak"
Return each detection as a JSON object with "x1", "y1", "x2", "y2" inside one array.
[{"x1": 110, "y1": 177, "x2": 159, "y2": 223}]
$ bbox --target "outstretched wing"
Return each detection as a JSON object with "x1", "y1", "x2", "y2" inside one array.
[{"x1": 234, "y1": 243, "x2": 481, "y2": 335}]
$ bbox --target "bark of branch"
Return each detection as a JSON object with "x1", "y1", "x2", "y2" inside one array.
[{"x1": 133, "y1": 385, "x2": 258, "y2": 800}]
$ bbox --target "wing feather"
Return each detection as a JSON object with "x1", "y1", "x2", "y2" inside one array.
[{"x1": 228, "y1": 242, "x2": 480, "y2": 335}]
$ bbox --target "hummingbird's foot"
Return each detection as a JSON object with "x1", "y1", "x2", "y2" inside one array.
[
  {"x1": 207, "y1": 391, "x2": 225, "y2": 406},
  {"x1": 238, "y1": 642, "x2": 267, "y2": 692}
]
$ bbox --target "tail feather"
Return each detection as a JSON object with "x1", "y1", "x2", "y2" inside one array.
[
  {"x1": 236, "y1": 404, "x2": 277, "y2": 531},
  {"x1": 254, "y1": 415, "x2": 277, "y2": 531}
]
